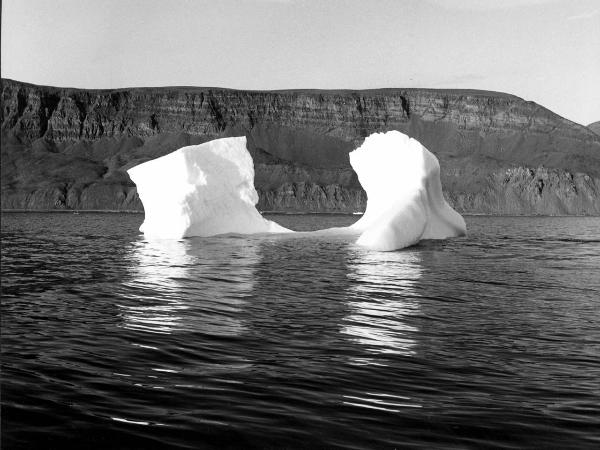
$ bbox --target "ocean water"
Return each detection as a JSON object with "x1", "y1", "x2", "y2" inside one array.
[{"x1": 1, "y1": 213, "x2": 600, "y2": 449}]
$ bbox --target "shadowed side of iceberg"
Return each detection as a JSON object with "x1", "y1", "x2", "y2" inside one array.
[{"x1": 127, "y1": 136, "x2": 290, "y2": 239}]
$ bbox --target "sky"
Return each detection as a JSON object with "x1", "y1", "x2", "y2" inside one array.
[{"x1": 1, "y1": 0, "x2": 599, "y2": 125}]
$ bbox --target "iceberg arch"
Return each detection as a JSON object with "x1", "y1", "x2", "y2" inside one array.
[{"x1": 127, "y1": 132, "x2": 466, "y2": 250}]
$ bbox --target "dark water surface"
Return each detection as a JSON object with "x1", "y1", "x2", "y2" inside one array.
[{"x1": 2, "y1": 213, "x2": 600, "y2": 449}]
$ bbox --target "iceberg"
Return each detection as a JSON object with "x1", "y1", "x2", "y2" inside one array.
[
  {"x1": 128, "y1": 131, "x2": 466, "y2": 250},
  {"x1": 348, "y1": 131, "x2": 466, "y2": 251},
  {"x1": 127, "y1": 136, "x2": 290, "y2": 239}
]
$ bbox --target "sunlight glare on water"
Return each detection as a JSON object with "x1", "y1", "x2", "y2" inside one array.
[{"x1": 344, "y1": 249, "x2": 422, "y2": 361}]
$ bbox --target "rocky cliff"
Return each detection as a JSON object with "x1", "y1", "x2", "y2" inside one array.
[
  {"x1": 2, "y1": 78, "x2": 600, "y2": 214},
  {"x1": 588, "y1": 121, "x2": 600, "y2": 136}
]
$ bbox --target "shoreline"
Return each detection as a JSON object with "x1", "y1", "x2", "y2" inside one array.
[
  {"x1": 0, "y1": 209, "x2": 144, "y2": 214},
  {"x1": 1, "y1": 209, "x2": 599, "y2": 218}
]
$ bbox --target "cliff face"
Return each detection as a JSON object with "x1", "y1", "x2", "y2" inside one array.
[{"x1": 2, "y1": 78, "x2": 600, "y2": 214}]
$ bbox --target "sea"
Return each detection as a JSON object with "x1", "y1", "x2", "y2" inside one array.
[{"x1": 1, "y1": 212, "x2": 599, "y2": 449}]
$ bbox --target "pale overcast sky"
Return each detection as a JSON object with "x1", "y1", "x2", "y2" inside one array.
[{"x1": 1, "y1": 0, "x2": 599, "y2": 125}]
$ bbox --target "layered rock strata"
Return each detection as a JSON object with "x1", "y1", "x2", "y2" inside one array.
[{"x1": 2, "y1": 78, "x2": 599, "y2": 214}]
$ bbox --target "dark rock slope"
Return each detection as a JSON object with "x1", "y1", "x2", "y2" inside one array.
[
  {"x1": 2, "y1": 78, "x2": 599, "y2": 214},
  {"x1": 588, "y1": 121, "x2": 600, "y2": 136}
]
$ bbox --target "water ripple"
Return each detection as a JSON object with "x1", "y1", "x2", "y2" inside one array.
[{"x1": 2, "y1": 213, "x2": 600, "y2": 449}]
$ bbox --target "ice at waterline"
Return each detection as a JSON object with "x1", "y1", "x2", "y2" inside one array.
[{"x1": 127, "y1": 131, "x2": 466, "y2": 251}]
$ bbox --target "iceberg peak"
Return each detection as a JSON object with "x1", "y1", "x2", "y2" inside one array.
[
  {"x1": 349, "y1": 131, "x2": 466, "y2": 251},
  {"x1": 127, "y1": 136, "x2": 290, "y2": 239}
]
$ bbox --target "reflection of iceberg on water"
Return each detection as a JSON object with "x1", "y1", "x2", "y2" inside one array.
[
  {"x1": 343, "y1": 250, "x2": 422, "y2": 361},
  {"x1": 119, "y1": 238, "x2": 258, "y2": 336},
  {"x1": 127, "y1": 131, "x2": 466, "y2": 251},
  {"x1": 120, "y1": 240, "x2": 191, "y2": 334}
]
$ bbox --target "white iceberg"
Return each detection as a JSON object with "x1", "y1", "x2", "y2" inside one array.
[
  {"x1": 128, "y1": 131, "x2": 466, "y2": 250},
  {"x1": 127, "y1": 136, "x2": 289, "y2": 239},
  {"x1": 349, "y1": 131, "x2": 466, "y2": 251}
]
